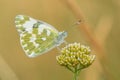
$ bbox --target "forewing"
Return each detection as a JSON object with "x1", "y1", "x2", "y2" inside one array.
[
  {"x1": 15, "y1": 15, "x2": 59, "y2": 57},
  {"x1": 15, "y1": 15, "x2": 37, "y2": 34}
]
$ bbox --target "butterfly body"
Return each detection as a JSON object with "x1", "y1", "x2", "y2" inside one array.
[{"x1": 15, "y1": 15, "x2": 67, "y2": 57}]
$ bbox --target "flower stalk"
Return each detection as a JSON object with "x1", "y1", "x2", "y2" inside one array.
[{"x1": 73, "y1": 69, "x2": 80, "y2": 80}]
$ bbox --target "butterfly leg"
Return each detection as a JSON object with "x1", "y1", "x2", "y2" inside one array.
[
  {"x1": 63, "y1": 40, "x2": 68, "y2": 45},
  {"x1": 56, "y1": 46, "x2": 61, "y2": 51},
  {"x1": 56, "y1": 40, "x2": 68, "y2": 51}
]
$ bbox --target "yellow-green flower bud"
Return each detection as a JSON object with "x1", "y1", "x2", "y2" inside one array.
[{"x1": 56, "y1": 42, "x2": 95, "y2": 72}]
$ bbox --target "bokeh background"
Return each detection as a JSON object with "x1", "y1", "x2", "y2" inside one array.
[{"x1": 0, "y1": 0, "x2": 120, "y2": 80}]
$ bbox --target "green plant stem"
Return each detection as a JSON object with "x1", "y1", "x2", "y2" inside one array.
[
  {"x1": 73, "y1": 70, "x2": 80, "y2": 80},
  {"x1": 73, "y1": 72, "x2": 77, "y2": 80}
]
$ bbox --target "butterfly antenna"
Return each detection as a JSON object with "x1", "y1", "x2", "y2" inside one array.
[
  {"x1": 65, "y1": 19, "x2": 81, "y2": 33},
  {"x1": 72, "y1": 19, "x2": 81, "y2": 27}
]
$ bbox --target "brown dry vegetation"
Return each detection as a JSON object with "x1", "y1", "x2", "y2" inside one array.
[{"x1": 0, "y1": 0, "x2": 120, "y2": 80}]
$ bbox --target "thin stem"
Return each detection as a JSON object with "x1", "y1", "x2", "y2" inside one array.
[
  {"x1": 73, "y1": 72, "x2": 77, "y2": 80},
  {"x1": 73, "y1": 70, "x2": 80, "y2": 80},
  {"x1": 66, "y1": 66, "x2": 74, "y2": 73}
]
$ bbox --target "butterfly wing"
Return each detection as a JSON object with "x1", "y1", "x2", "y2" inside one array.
[{"x1": 15, "y1": 15, "x2": 59, "y2": 57}]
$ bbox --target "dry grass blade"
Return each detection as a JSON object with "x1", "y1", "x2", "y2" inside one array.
[
  {"x1": 0, "y1": 55, "x2": 19, "y2": 80},
  {"x1": 60, "y1": 0, "x2": 105, "y2": 58},
  {"x1": 95, "y1": 16, "x2": 113, "y2": 45},
  {"x1": 59, "y1": 0, "x2": 114, "y2": 80}
]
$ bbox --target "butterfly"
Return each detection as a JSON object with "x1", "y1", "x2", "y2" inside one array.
[{"x1": 15, "y1": 15, "x2": 67, "y2": 58}]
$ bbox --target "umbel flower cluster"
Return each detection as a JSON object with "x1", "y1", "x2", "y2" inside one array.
[{"x1": 56, "y1": 42, "x2": 95, "y2": 73}]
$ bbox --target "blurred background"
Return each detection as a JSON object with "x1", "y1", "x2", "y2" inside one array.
[{"x1": 0, "y1": 0, "x2": 120, "y2": 80}]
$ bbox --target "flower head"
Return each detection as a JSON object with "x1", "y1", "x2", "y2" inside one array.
[{"x1": 56, "y1": 42, "x2": 95, "y2": 72}]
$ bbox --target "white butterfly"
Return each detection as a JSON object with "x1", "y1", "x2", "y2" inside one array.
[{"x1": 15, "y1": 15, "x2": 67, "y2": 58}]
